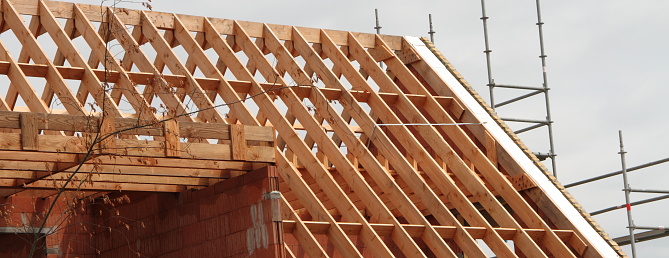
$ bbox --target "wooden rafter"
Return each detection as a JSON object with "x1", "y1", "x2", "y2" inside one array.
[{"x1": 0, "y1": 0, "x2": 623, "y2": 257}]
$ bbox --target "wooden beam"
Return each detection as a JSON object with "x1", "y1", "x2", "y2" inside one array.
[
  {"x1": 202, "y1": 17, "x2": 399, "y2": 257},
  {"x1": 140, "y1": 10, "x2": 225, "y2": 124},
  {"x1": 283, "y1": 220, "x2": 578, "y2": 241},
  {"x1": 301, "y1": 28, "x2": 488, "y2": 257},
  {"x1": 19, "y1": 112, "x2": 38, "y2": 150},
  {"x1": 398, "y1": 37, "x2": 577, "y2": 256},
  {"x1": 279, "y1": 196, "x2": 329, "y2": 257}
]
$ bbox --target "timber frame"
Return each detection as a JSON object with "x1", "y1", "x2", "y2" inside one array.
[{"x1": 0, "y1": 0, "x2": 624, "y2": 257}]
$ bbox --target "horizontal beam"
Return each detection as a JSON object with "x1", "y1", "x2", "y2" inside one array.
[
  {"x1": 0, "y1": 171, "x2": 218, "y2": 186},
  {"x1": 0, "y1": 150, "x2": 259, "y2": 170},
  {"x1": 0, "y1": 133, "x2": 274, "y2": 162},
  {"x1": 282, "y1": 220, "x2": 577, "y2": 241},
  {"x1": 6, "y1": 0, "x2": 402, "y2": 50},
  {"x1": 0, "y1": 61, "x2": 456, "y2": 111},
  {"x1": 0, "y1": 111, "x2": 274, "y2": 141},
  {"x1": 3, "y1": 180, "x2": 189, "y2": 192},
  {"x1": 0, "y1": 163, "x2": 233, "y2": 179}
]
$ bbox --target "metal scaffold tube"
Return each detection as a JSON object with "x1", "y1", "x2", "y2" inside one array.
[
  {"x1": 619, "y1": 130, "x2": 637, "y2": 258},
  {"x1": 374, "y1": 8, "x2": 381, "y2": 34},
  {"x1": 478, "y1": 0, "x2": 558, "y2": 176},
  {"x1": 564, "y1": 157, "x2": 669, "y2": 188},
  {"x1": 535, "y1": 0, "x2": 557, "y2": 176},
  {"x1": 479, "y1": 0, "x2": 495, "y2": 107},
  {"x1": 428, "y1": 14, "x2": 435, "y2": 43},
  {"x1": 374, "y1": 8, "x2": 383, "y2": 68},
  {"x1": 590, "y1": 194, "x2": 669, "y2": 216}
]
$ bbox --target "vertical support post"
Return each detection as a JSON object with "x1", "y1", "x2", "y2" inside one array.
[
  {"x1": 479, "y1": 0, "x2": 495, "y2": 107},
  {"x1": 535, "y1": 0, "x2": 557, "y2": 176},
  {"x1": 99, "y1": 117, "x2": 116, "y2": 154},
  {"x1": 619, "y1": 130, "x2": 637, "y2": 258},
  {"x1": 374, "y1": 8, "x2": 382, "y2": 35},
  {"x1": 428, "y1": 14, "x2": 435, "y2": 43},
  {"x1": 20, "y1": 113, "x2": 39, "y2": 151},
  {"x1": 231, "y1": 124, "x2": 247, "y2": 160},
  {"x1": 374, "y1": 8, "x2": 383, "y2": 68},
  {"x1": 164, "y1": 119, "x2": 180, "y2": 157}
]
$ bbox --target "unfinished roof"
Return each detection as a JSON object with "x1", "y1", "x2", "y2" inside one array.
[{"x1": 0, "y1": 0, "x2": 623, "y2": 257}]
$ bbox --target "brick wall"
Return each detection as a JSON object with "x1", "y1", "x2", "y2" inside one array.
[
  {"x1": 0, "y1": 194, "x2": 95, "y2": 257},
  {"x1": 0, "y1": 166, "x2": 282, "y2": 258},
  {"x1": 94, "y1": 166, "x2": 283, "y2": 258}
]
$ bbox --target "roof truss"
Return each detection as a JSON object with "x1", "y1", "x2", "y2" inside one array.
[{"x1": 0, "y1": 0, "x2": 622, "y2": 257}]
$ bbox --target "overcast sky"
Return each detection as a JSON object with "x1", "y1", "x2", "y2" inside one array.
[{"x1": 108, "y1": 0, "x2": 669, "y2": 256}]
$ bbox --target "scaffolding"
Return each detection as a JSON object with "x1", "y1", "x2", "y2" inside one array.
[
  {"x1": 479, "y1": 0, "x2": 558, "y2": 176},
  {"x1": 564, "y1": 130, "x2": 669, "y2": 258}
]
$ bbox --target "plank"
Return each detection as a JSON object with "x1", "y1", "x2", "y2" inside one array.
[
  {"x1": 271, "y1": 25, "x2": 474, "y2": 257},
  {"x1": 230, "y1": 124, "x2": 246, "y2": 160},
  {"x1": 3, "y1": 0, "x2": 107, "y2": 116},
  {"x1": 95, "y1": 6, "x2": 192, "y2": 122},
  {"x1": 163, "y1": 119, "x2": 180, "y2": 157},
  {"x1": 37, "y1": 1, "x2": 156, "y2": 121},
  {"x1": 344, "y1": 33, "x2": 524, "y2": 255},
  {"x1": 235, "y1": 21, "x2": 424, "y2": 257},
  {"x1": 140, "y1": 10, "x2": 225, "y2": 124},
  {"x1": 276, "y1": 152, "x2": 362, "y2": 257},
  {"x1": 391, "y1": 37, "x2": 576, "y2": 257},
  {"x1": 202, "y1": 17, "x2": 399, "y2": 257},
  {"x1": 279, "y1": 196, "x2": 328, "y2": 258},
  {"x1": 19, "y1": 112, "x2": 38, "y2": 150}
]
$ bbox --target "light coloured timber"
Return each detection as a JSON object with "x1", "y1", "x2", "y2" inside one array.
[
  {"x1": 0, "y1": 0, "x2": 619, "y2": 256},
  {"x1": 276, "y1": 25, "x2": 481, "y2": 257},
  {"x1": 233, "y1": 23, "x2": 431, "y2": 257},
  {"x1": 203, "y1": 18, "x2": 400, "y2": 257}
]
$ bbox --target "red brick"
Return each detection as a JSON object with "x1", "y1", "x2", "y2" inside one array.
[
  {"x1": 199, "y1": 196, "x2": 218, "y2": 220},
  {"x1": 8, "y1": 196, "x2": 38, "y2": 213},
  {"x1": 227, "y1": 207, "x2": 252, "y2": 233},
  {"x1": 191, "y1": 183, "x2": 216, "y2": 201},
  {"x1": 215, "y1": 175, "x2": 243, "y2": 194},
  {"x1": 177, "y1": 202, "x2": 200, "y2": 227},
  {"x1": 215, "y1": 193, "x2": 230, "y2": 215}
]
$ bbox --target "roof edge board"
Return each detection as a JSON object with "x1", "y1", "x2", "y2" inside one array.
[
  {"x1": 7, "y1": 0, "x2": 402, "y2": 50},
  {"x1": 404, "y1": 36, "x2": 620, "y2": 257}
]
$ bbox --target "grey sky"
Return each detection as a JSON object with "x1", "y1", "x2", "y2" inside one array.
[{"x1": 115, "y1": 0, "x2": 669, "y2": 256}]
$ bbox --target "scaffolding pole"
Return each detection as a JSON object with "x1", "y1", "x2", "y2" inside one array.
[
  {"x1": 478, "y1": 0, "x2": 557, "y2": 176},
  {"x1": 614, "y1": 229, "x2": 669, "y2": 246},
  {"x1": 428, "y1": 14, "x2": 435, "y2": 43},
  {"x1": 564, "y1": 157, "x2": 669, "y2": 188},
  {"x1": 535, "y1": 0, "x2": 557, "y2": 175},
  {"x1": 374, "y1": 8, "x2": 383, "y2": 68},
  {"x1": 619, "y1": 130, "x2": 637, "y2": 258},
  {"x1": 629, "y1": 189, "x2": 669, "y2": 194},
  {"x1": 590, "y1": 194, "x2": 669, "y2": 216},
  {"x1": 479, "y1": 0, "x2": 495, "y2": 107},
  {"x1": 374, "y1": 8, "x2": 382, "y2": 34}
]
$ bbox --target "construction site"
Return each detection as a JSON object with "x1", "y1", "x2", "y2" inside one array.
[{"x1": 1, "y1": 0, "x2": 666, "y2": 257}]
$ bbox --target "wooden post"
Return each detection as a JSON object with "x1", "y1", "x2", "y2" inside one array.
[
  {"x1": 164, "y1": 119, "x2": 180, "y2": 157},
  {"x1": 20, "y1": 113, "x2": 39, "y2": 151},
  {"x1": 230, "y1": 124, "x2": 246, "y2": 160},
  {"x1": 99, "y1": 117, "x2": 116, "y2": 154}
]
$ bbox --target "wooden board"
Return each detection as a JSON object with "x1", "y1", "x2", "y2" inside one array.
[{"x1": 0, "y1": 0, "x2": 618, "y2": 257}]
